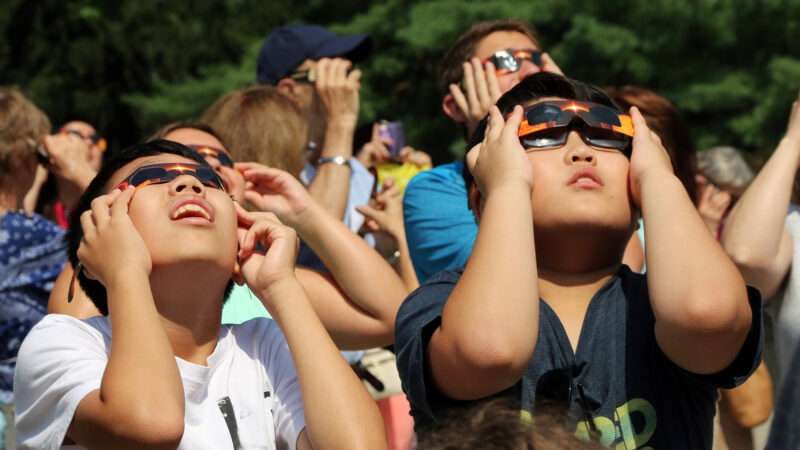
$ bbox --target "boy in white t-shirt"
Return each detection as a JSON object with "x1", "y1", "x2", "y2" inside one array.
[{"x1": 14, "y1": 140, "x2": 387, "y2": 450}]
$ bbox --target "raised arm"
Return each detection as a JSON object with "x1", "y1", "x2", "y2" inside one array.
[
  {"x1": 721, "y1": 98, "x2": 800, "y2": 299},
  {"x1": 630, "y1": 108, "x2": 752, "y2": 375},
  {"x1": 427, "y1": 106, "x2": 539, "y2": 400},
  {"x1": 68, "y1": 187, "x2": 184, "y2": 449},
  {"x1": 236, "y1": 207, "x2": 387, "y2": 450},
  {"x1": 238, "y1": 162, "x2": 407, "y2": 349},
  {"x1": 306, "y1": 59, "x2": 361, "y2": 221}
]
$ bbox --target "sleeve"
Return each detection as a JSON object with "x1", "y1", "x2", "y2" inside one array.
[
  {"x1": 13, "y1": 315, "x2": 108, "y2": 450},
  {"x1": 688, "y1": 285, "x2": 764, "y2": 389},
  {"x1": 394, "y1": 271, "x2": 463, "y2": 426},
  {"x1": 403, "y1": 163, "x2": 477, "y2": 283},
  {"x1": 259, "y1": 323, "x2": 306, "y2": 450}
]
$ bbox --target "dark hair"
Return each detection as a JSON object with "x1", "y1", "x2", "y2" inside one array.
[
  {"x1": 148, "y1": 121, "x2": 227, "y2": 146},
  {"x1": 604, "y1": 86, "x2": 698, "y2": 203},
  {"x1": 463, "y1": 72, "x2": 621, "y2": 190},
  {"x1": 438, "y1": 20, "x2": 541, "y2": 95},
  {"x1": 415, "y1": 398, "x2": 602, "y2": 450},
  {"x1": 66, "y1": 139, "x2": 233, "y2": 315}
]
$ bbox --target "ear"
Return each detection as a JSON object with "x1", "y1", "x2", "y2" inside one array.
[
  {"x1": 277, "y1": 78, "x2": 298, "y2": 97},
  {"x1": 442, "y1": 93, "x2": 466, "y2": 123},
  {"x1": 232, "y1": 261, "x2": 245, "y2": 285},
  {"x1": 468, "y1": 182, "x2": 483, "y2": 223}
]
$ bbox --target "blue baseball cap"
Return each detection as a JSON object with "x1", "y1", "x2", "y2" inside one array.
[{"x1": 256, "y1": 24, "x2": 372, "y2": 85}]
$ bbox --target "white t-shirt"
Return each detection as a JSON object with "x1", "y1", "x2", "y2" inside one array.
[{"x1": 14, "y1": 314, "x2": 306, "y2": 450}]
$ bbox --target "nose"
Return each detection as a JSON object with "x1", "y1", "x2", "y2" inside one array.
[
  {"x1": 516, "y1": 59, "x2": 542, "y2": 81},
  {"x1": 563, "y1": 131, "x2": 596, "y2": 165},
  {"x1": 169, "y1": 174, "x2": 205, "y2": 195}
]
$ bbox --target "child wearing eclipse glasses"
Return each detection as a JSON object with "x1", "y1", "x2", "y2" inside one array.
[
  {"x1": 13, "y1": 140, "x2": 388, "y2": 450},
  {"x1": 395, "y1": 73, "x2": 762, "y2": 449}
]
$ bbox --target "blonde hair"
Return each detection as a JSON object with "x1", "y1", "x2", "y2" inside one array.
[
  {"x1": 0, "y1": 86, "x2": 51, "y2": 181},
  {"x1": 202, "y1": 86, "x2": 308, "y2": 176}
]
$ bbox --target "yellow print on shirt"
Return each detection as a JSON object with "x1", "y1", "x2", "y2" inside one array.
[{"x1": 574, "y1": 398, "x2": 657, "y2": 449}]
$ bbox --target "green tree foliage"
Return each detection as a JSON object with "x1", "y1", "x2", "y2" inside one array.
[{"x1": 2, "y1": 0, "x2": 799, "y2": 163}]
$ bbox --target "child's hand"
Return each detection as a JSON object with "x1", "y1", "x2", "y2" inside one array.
[
  {"x1": 628, "y1": 106, "x2": 674, "y2": 208},
  {"x1": 467, "y1": 105, "x2": 532, "y2": 195},
  {"x1": 236, "y1": 203, "x2": 299, "y2": 298},
  {"x1": 77, "y1": 186, "x2": 151, "y2": 286},
  {"x1": 237, "y1": 162, "x2": 312, "y2": 228}
]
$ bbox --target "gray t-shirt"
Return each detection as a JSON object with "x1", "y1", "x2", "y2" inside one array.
[
  {"x1": 768, "y1": 208, "x2": 800, "y2": 387},
  {"x1": 395, "y1": 266, "x2": 763, "y2": 449}
]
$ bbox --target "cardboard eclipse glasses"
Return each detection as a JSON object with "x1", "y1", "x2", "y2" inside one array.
[
  {"x1": 187, "y1": 144, "x2": 234, "y2": 168},
  {"x1": 485, "y1": 48, "x2": 543, "y2": 75},
  {"x1": 517, "y1": 100, "x2": 634, "y2": 155},
  {"x1": 116, "y1": 162, "x2": 226, "y2": 191}
]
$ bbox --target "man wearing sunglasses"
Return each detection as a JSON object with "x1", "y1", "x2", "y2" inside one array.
[
  {"x1": 257, "y1": 24, "x2": 374, "y2": 234},
  {"x1": 403, "y1": 20, "x2": 566, "y2": 284},
  {"x1": 59, "y1": 121, "x2": 106, "y2": 172}
]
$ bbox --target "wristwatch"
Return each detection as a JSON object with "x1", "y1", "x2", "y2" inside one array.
[{"x1": 316, "y1": 155, "x2": 351, "y2": 167}]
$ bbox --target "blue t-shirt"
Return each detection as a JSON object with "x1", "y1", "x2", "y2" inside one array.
[
  {"x1": 395, "y1": 266, "x2": 763, "y2": 449},
  {"x1": 0, "y1": 211, "x2": 66, "y2": 404},
  {"x1": 403, "y1": 161, "x2": 477, "y2": 283}
]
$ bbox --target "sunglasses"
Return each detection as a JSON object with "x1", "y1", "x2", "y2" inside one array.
[
  {"x1": 186, "y1": 144, "x2": 234, "y2": 168},
  {"x1": 518, "y1": 100, "x2": 634, "y2": 156},
  {"x1": 289, "y1": 69, "x2": 316, "y2": 83},
  {"x1": 116, "y1": 162, "x2": 226, "y2": 191},
  {"x1": 61, "y1": 128, "x2": 107, "y2": 152},
  {"x1": 485, "y1": 48, "x2": 543, "y2": 75}
]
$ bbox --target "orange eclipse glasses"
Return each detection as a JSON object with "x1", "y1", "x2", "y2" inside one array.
[
  {"x1": 518, "y1": 100, "x2": 634, "y2": 156},
  {"x1": 116, "y1": 162, "x2": 226, "y2": 191}
]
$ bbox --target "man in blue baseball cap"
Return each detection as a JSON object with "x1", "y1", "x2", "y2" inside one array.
[{"x1": 257, "y1": 24, "x2": 373, "y2": 228}]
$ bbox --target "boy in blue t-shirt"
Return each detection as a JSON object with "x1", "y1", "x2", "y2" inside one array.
[{"x1": 395, "y1": 73, "x2": 762, "y2": 449}]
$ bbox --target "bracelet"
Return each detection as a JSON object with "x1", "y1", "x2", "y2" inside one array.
[{"x1": 317, "y1": 155, "x2": 351, "y2": 167}]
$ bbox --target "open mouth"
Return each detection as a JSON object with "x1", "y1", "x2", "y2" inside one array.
[{"x1": 170, "y1": 199, "x2": 214, "y2": 222}]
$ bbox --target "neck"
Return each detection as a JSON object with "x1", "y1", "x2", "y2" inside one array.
[
  {"x1": 0, "y1": 188, "x2": 22, "y2": 215},
  {"x1": 535, "y1": 226, "x2": 629, "y2": 303},
  {"x1": 149, "y1": 264, "x2": 229, "y2": 365}
]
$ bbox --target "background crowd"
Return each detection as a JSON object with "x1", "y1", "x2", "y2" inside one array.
[{"x1": 2, "y1": 2, "x2": 800, "y2": 450}]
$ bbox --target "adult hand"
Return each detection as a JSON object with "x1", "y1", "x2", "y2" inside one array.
[
  {"x1": 315, "y1": 57, "x2": 361, "y2": 131},
  {"x1": 356, "y1": 123, "x2": 391, "y2": 169},
  {"x1": 237, "y1": 162, "x2": 313, "y2": 229},
  {"x1": 77, "y1": 187, "x2": 151, "y2": 286},
  {"x1": 467, "y1": 105, "x2": 532, "y2": 195},
  {"x1": 397, "y1": 146, "x2": 432, "y2": 168},
  {"x1": 449, "y1": 58, "x2": 502, "y2": 134},
  {"x1": 628, "y1": 106, "x2": 675, "y2": 208},
  {"x1": 43, "y1": 133, "x2": 96, "y2": 185},
  {"x1": 785, "y1": 92, "x2": 800, "y2": 149},
  {"x1": 356, "y1": 178, "x2": 404, "y2": 240},
  {"x1": 236, "y1": 204, "x2": 300, "y2": 301}
]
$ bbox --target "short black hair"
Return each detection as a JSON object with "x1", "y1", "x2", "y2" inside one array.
[
  {"x1": 462, "y1": 72, "x2": 622, "y2": 192},
  {"x1": 66, "y1": 139, "x2": 234, "y2": 315}
]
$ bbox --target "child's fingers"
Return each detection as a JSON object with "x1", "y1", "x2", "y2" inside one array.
[
  {"x1": 629, "y1": 106, "x2": 651, "y2": 141},
  {"x1": 541, "y1": 53, "x2": 564, "y2": 75},
  {"x1": 485, "y1": 106, "x2": 504, "y2": 142},
  {"x1": 110, "y1": 186, "x2": 135, "y2": 217},
  {"x1": 472, "y1": 58, "x2": 490, "y2": 105},
  {"x1": 502, "y1": 105, "x2": 524, "y2": 137},
  {"x1": 79, "y1": 210, "x2": 96, "y2": 238}
]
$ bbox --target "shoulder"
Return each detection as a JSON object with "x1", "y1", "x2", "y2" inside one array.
[
  {"x1": 396, "y1": 269, "x2": 462, "y2": 343},
  {"x1": 227, "y1": 318, "x2": 293, "y2": 366},
  {"x1": 406, "y1": 162, "x2": 465, "y2": 195}
]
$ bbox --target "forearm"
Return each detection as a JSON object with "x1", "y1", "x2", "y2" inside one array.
[
  {"x1": 99, "y1": 273, "x2": 184, "y2": 436},
  {"x1": 307, "y1": 124, "x2": 355, "y2": 220},
  {"x1": 722, "y1": 136, "x2": 799, "y2": 266},
  {"x1": 433, "y1": 184, "x2": 538, "y2": 396},
  {"x1": 394, "y1": 231, "x2": 420, "y2": 291},
  {"x1": 643, "y1": 172, "x2": 750, "y2": 371},
  {"x1": 296, "y1": 203, "x2": 407, "y2": 324},
  {"x1": 265, "y1": 278, "x2": 387, "y2": 450}
]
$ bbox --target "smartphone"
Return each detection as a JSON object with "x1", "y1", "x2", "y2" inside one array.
[{"x1": 377, "y1": 121, "x2": 405, "y2": 160}]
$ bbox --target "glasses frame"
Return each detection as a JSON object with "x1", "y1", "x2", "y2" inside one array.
[
  {"x1": 115, "y1": 162, "x2": 226, "y2": 192},
  {"x1": 187, "y1": 144, "x2": 235, "y2": 168},
  {"x1": 485, "y1": 48, "x2": 544, "y2": 75}
]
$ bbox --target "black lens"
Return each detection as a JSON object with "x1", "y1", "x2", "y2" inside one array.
[
  {"x1": 129, "y1": 166, "x2": 169, "y2": 187},
  {"x1": 525, "y1": 103, "x2": 564, "y2": 125},
  {"x1": 491, "y1": 51, "x2": 519, "y2": 72},
  {"x1": 215, "y1": 152, "x2": 234, "y2": 168},
  {"x1": 520, "y1": 127, "x2": 569, "y2": 149},
  {"x1": 195, "y1": 166, "x2": 225, "y2": 189},
  {"x1": 582, "y1": 126, "x2": 631, "y2": 152}
]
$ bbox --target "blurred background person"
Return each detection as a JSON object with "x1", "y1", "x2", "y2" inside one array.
[
  {"x1": 257, "y1": 24, "x2": 371, "y2": 227},
  {"x1": 696, "y1": 146, "x2": 755, "y2": 237}
]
